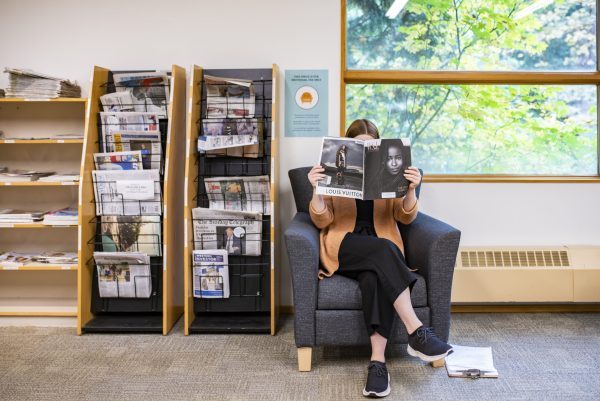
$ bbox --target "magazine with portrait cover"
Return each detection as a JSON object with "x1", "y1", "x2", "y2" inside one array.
[
  {"x1": 316, "y1": 137, "x2": 411, "y2": 200},
  {"x1": 112, "y1": 72, "x2": 170, "y2": 117},
  {"x1": 100, "y1": 215, "x2": 162, "y2": 256},
  {"x1": 92, "y1": 169, "x2": 162, "y2": 216},
  {"x1": 203, "y1": 175, "x2": 270, "y2": 215},
  {"x1": 192, "y1": 249, "x2": 230, "y2": 299},
  {"x1": 93, "y1": 251, "x2": 152, "y2": 298},
  {"x1": 192, "y1": 207, "x2": 262, "y2": 256}
]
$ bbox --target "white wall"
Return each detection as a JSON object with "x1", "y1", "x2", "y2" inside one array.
[{"x1": 1, "y1": 0, "x2": 598, "y2": 309}]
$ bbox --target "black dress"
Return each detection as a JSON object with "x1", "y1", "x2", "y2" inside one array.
[{"x1": 336, "y1": 199, "x2": 418, "y2": 340}]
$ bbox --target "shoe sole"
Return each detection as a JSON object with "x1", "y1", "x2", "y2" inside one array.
[
  {"x1": 406, "y1": 345, "x2": 453, "y2": 362},
  {"x1": 362, "y1": 373, "x2": 391, "y2": 398}
]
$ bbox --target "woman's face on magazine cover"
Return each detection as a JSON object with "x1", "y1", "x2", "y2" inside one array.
[{"x1": 385, "y1": 146, "x2": 403, "y2": 176}]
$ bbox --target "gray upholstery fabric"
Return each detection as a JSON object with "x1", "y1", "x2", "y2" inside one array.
[
  {"x1": 284, "y1": 166, "x2": 460, "y2": 348},
  {"x1": 315, "y1": 308, "x2": 430, "y2": 346},
  {"x1": 318, "y1": 273, "x2": 427, "y2": 309}
]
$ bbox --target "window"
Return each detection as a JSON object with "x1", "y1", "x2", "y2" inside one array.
[{"x1": 343, "y1": 0, "x2": 599, "y2": 179}]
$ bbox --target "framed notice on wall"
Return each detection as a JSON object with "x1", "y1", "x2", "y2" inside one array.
[{"x1": 284, "y1": 70, "x2": 328, "y2": 137}]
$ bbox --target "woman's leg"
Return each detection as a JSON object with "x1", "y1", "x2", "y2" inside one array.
[
  {"x1": 370, "y1": 331, "x2": 388, "y2": 362},
  {"x1": 392, "y1": 287, "x2": 422, "y2": 335}
]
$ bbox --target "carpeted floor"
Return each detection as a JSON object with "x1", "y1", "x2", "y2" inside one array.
[{"x1": 0, "y1": 313, "x2": 599, "y2": 401}]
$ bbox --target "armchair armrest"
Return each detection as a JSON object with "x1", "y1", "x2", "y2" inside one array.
[
  {"x1": 284, "y1": 212, "x2": 320, "y2": 347},
  {"x1": 399, "y1": 212, "x2": 461, "y2": 342}
]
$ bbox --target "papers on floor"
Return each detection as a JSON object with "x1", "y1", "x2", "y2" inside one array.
[
  {"x1": 4, "y1": 68, "x2": 81, "y2": 99},
  {"x1": 204, "y1": 175, "x2": 271, "y2": 215},
  {"x1": 42, "y1": 207, "x2": 78, "y2": 226},
  {"x1": 100, "y1": 215, "x2": 162, "y2": 256},
  {"x1": 0, "y1": 209, "x2": 46, "y2": 223},
  {"x1": 192, "y1": 207, "x2": 262, "y2": 256},
  {"x1": 0, "y1": 251, "x2": 77, "y2": 267},
  {"x1": 92, "y1": 169, "x2": 162, "y2": 215},
  {"x1": 192, "y1": 249, "x2": 230, "y2": 298},
  {"x1": 93, "y1": 252, "x2": 152, "y2": 298},
  {"x1": 445, "y1": 345, "x2": 499, "y2": 379},
  {"x1": 205, "y1": 75, "x2": 255, "y2": 118},
  {"x1": 0, "y1": 168, "x2": 54, "y2": 182}
]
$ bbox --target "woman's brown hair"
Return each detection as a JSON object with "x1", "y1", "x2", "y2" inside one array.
[{"x1": 345, "y1": 119, "x2": 380, "y2": 139}]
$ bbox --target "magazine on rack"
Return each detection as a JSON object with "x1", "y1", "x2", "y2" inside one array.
[
  {"x1": 100, "y1": 91, "x2": 136, "y2": 112},
  {"x1": 204, "y1": 175, "x2": 270, "y2": 215},
  {"x1": 100, "y1": 215, "x2": 162, "y2": 256},
  {"x1": 192, "y1": 207, "x2": 262, "y2": 256},
  {"x1": 205, "y1": 75, "x2": 255, "y2": 118},
  {"x1": 93, "y1": 251, "x2": 152, "y2": 298},
  {"x1": 112, "y1": 72, "x2": 170, "y2": 117},
  {"x1": 192, "y1": 249, "x2": 230, "y2": 298},
  {"x1": 99, "y1": 112, "x2": 160, "y2": 153},
  {"x1": 92, "y1": 169, "x2": 162, "y2": 216},
  {"x1": 93, "y1": 151, "x2": 143, "y2": 170},
  {"x1": 316, "y1": 137, "x2": 412, "y2": 200}
]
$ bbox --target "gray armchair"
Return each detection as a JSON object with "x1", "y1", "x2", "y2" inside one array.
[{"x1": 284, "y1": 167, "x2": 461, "y2": 372}]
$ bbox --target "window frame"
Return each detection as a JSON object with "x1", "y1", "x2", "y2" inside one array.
[{"x1": 340, "y1": 0, "x2": 600, "y2": 182}]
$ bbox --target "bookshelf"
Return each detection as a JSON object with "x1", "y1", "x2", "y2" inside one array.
[
  {"x1": 183, "y1": 65, "x2": 280, "y2": 335},
  {"x1": 77, "y1": 66, "x2": 185, "y2": 335},
  {"x1": 0, "y1": 97, "x2": 86, "y2": 317}
]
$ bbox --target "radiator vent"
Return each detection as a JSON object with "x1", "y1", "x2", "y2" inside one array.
[{"x1": 460, "y1": 250, "x2": 570, "y2": 268}]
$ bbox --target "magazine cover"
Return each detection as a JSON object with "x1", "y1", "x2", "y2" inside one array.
[
  {"x1": 100, "y1": 215, "x2": 162, "y2": 256},
  {"x1": 316, "y1": 137, "x2": 411, "y2": 200},
  {"x1": 192, "y1": 207, "x2": 262, "y2": 256},
  {"x1": 192, "y1": 249, "x2": 230, "y2": 298}
]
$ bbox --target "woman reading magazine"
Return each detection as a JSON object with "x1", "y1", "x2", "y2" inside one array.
[{"x1": 307, "y1": 119, "x2": 452, "y2": 398}]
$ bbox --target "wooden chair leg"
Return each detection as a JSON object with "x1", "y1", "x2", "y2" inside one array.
[
  {"x1": 298, "y1": 347, "x2": 312, "y2": 372},
  {"x1": 431, "y1": 358, "x2": 445, "y2": 368}
]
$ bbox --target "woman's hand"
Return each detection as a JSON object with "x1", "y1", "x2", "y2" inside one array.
[
  {"x1": 308, "y1": 164, "x2": 326, "y2": 189},
  {"x1": 404, "y1": 166, "x2": 422, "y2": 189}
]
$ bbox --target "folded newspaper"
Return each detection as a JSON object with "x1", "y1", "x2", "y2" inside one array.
[
  {"x1": 316, "y1": 137, "x2": 412, "y2": 200},
  {"x1": 93, "y1": 251, "x2": 152, "y2": 298},
  {"x1": 112, "y1": 72, "x2": 170, "y2": 118},
  {"x1": 92, "y1": 169, "x2": 162, "y2": 216},
  {"x1": 105, "y1": 130, "x2": 162, "y2": 172},
  {"x1": 204, "y1": 175, "x2": 271, "y2": 215},
  {"x1": 205, "y1": 75, "x2": 255, "y2": 118},
  {"x1": 100, "y1": 215, "x2": 162, "y2": 256},
  {"x1": 94, "y1": 150, "x2": 144, "y2": 170},
  {"x1": 4, "y1": 68, "x2": 81, "y2": 98},
  {"x1": 192, "y1": 249, "x2": 230, "y2": 298},
  {"x1": 99, "y1": 112, "x2": 161, "y2": 152},
  {"x1": 192, "y1": 207, "x2": 262, "y2": 256}
]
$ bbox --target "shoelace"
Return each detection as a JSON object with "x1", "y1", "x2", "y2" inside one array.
[
  {"x1": 368, "y1": 363, "x2": 387, "y2": 377},
  {"x1": 416, "y1": 327, "x2": 437, "y2": 344}
]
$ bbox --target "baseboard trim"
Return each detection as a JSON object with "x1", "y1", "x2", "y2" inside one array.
[{"x1": 451, "y1": 304, "x2": 600, "y2": 313}]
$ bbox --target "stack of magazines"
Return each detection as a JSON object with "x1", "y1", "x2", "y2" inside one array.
[
  {"x1": 0, "y1": 168, "x2": 54, "y2": 182},
  {"x1": 4, "y1": 68, "x2": 81, "y2": 99},
  {"x1": 0, "y1": 251, "x2": 77, "y2": 267},
  {"x1": 0, "y1": 209, "x2": 46, "y2": 224},
  {"x1": 42, "y1": 207, "x2": 78, "y2": 226}
]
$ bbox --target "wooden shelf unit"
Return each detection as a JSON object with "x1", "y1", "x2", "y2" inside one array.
[
  {"x1": 78, "y1": 66, "x2": 186, "y2": 335},
  {"x1": 183, "y1": 65, "x2": 280, "y2": 336},
  {"x1": 0, "y1": 95, "x2": 85, "y2": 317}
]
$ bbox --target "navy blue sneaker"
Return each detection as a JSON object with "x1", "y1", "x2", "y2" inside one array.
[
  {"x1": 362, "y1": 360, "x2": 390, "y2": 398},
  {"x1": 407, "y1": 326, "x2": 453, "y2": 362}
]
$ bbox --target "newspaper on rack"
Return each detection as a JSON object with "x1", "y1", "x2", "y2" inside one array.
[
  {"x1": 112, "y1": 72, "x2": 170, "y2": 118},
  {"x1": 205, "y1": 75, "x2": 255, "y2": 118},
  {"x1": 93, "y1": 252, "x2": 152, "y2": 298},
  {"x1": 92, "y1": 169, "x2": 162, "y2": 216},
  {"x1": 192, "y1": 249, "x2": 230, "y2": 298},
  {"x1": 94, "y1": 150, "x2": 144, "y2": 170},
  {"x1": 99, "y1": 112, "x2": 160, "y2": 153},
  {"x1": 192, "y1": 207, "x2": 262, "y2": 256},
  {"x1": 198, "y1": 117, "x2": 261, "y2": 153},
  {"x1": 204, "y1": 175, "x2": 271, "y2": 215},
  {"x1": 100, "y1": 91, "x2": 136, "y2": 112},
  {"x1": 100, "y1": 215, "x2": 162, "y2": 256},
  {"x1": 3, "y1": 68, "x2": 81, "y2": 98},
  {"x1": 107, "y1": 130, "x2": 162, "y2": 171}
]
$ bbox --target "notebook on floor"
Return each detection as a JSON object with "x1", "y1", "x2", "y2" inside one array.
[{"x1": 445, "y1": 345, "x2": 499, "y2": 378}]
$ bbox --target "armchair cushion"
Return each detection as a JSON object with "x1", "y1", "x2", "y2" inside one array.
[{"x1": 318, "y1": 273, "x2": 427, "y2": 309}]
